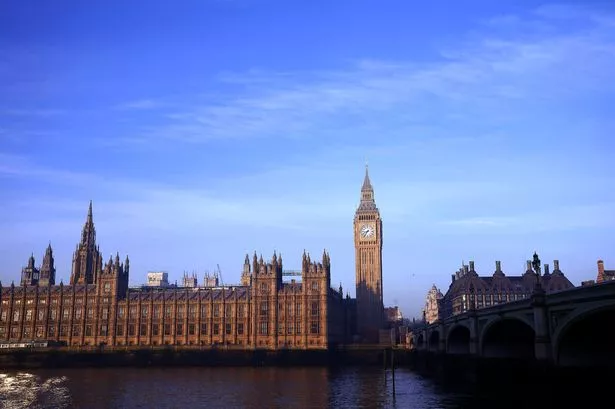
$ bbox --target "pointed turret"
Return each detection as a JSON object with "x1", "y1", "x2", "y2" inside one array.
[
  {"x1": 362, "y1": 164, "x2": 373, "y2": 192},
  {"x1": 39, "y1": 242, "x2": 56, "y2": 286},
  {"x1": 71, "y1": 201, "x2": 102, "y2": 285},
  {"x1": 357, "y1": 164, "x2": 378, "y2": 211}
]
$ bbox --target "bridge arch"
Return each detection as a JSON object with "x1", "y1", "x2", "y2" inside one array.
[
  {"x1": 481, "y1": 317, "x2": 535, "y2": 359},
  {"x1": 447, "y1": 324, "x2": 471, "y2": 355},
  {"x1": 554, "y1": 303, "x2": 615, "y2": 367},
  {"x1": 416, "y1": 333, "x2": 424, "y2": 349},
  {"x1": 428, "y1": 330, "x2": 440, "y2": 351}
]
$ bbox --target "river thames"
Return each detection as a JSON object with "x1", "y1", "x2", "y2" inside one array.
[{"x1": 0, "y1": 366, "x2": 502, "y2": 409}]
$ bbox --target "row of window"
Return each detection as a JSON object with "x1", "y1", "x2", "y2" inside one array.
[{"x1": 0, "y1": 320, "x2": 322, "y2": 339}]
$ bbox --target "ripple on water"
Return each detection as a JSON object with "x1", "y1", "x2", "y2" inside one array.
[{"x1": 0, "y1": 372, "x2": 72, "y2": 409}]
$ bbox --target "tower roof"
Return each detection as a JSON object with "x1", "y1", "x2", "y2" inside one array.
[{"x1": 361, "y1": 165, "x2": 373, "y2": 192}]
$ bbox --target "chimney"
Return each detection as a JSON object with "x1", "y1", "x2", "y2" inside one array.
[
  {"x1": 451, "y1": 274, "x2": 456, "y2": 283},
  {"x1": 526, "y1": 260, "x2": 532, "y2": 272},
  {"x1": 495, "y1": 260, "x2": 501, "y2": 272},
  {"x1": 598, "y1": 260, "x2": 605, "y2": 283},
  {"x1": 469, "y1": 261, "x2": 475, "y2": 272},
  {"x1": 544, "y1": 264, "x2": 550, "y2": 276},
  {"x1": 553, "y1": 260, "x2": 560, "y2": 272},
  {"x1": 463, "y1": 265, "x2": 469, "y2": 274}
]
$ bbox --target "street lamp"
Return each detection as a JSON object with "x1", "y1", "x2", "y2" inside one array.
[{"x1": 531, "y1": 252, "x2": 542, "y2": 289}]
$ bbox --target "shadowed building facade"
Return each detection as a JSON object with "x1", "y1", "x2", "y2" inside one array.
[
  {"x1": 439, "y1": 260, "x2": 575, "y2": 319},
  {"x1": 354, "y1": 166, "x2": 384, "y2": 343},
  {"x1": 0, "y1": 203, "x2": 348, "y2": 349}
]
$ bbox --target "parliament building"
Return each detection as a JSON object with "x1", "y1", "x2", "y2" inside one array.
[{"x1": 0, "y1": 169, "x2": 385, "y2": 348}]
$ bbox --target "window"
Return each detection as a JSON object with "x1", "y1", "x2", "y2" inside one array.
[
  {"x1": 287, "y1": 304, "x2": 293, "y2": 316},
  {"x1": 100, "y1": 324, "x2": 108, "y2": 336},
  {"x1": 225, "y1": 323, "x2": 232, "y2": 335},
  {"x1": 104, "y1": 282, "x2": 111, "y2": 293},
  {"x1": 0, "y1": 326, "x2": 6, "y2": 336},
  {"x1": 26, "y1": 309, "x2": 33, "y2": 321},
  {"x1": 102, "y1": 308, "x2": 109, "y2": 320},
  {"x1": 86, "y1": 308, "x2": 93, "y2": 319},
  {"x1": 164, "y1": 306, "x2": 172, "y2": 319},
  {"x1": 225, "y1": 304, "x2": 232, "y2": 318},
  {"x1": 238, "y1": 304, "x2": 245, "y2": 318},
  {"x1": 296, "y1": 303, "x2": 302, "y2": 317},
  {"x1": 60, "y1": 326, "x2": 68, "y2": 336},
  {"x1": 258, "y1": 322, "x2": 268, "y2": 336},
  {"x1": 23, "y1": 327, "x2": 31, "y2": 338},
  {"x1": 312, "y1": 281, "x2": 319, "y2": 291},
  {"x1": 141, "y1": 306, "x2": 148, "y2": 319},
  {"x1": 84, "y1": 325, "x2": 92, "y2": 336},
  {"x1": 188, "y1": 324, "x2": 195, "y2": 335},
  {"x1": 128, "y1": 324, "x2": 135, "y2": 336},
  {"x1": 116, "y1": 324, "x2": 124, "y2": 336},
  {"x1": 62, "y1": 308, "x2": 70, "y2": 320},
  {"x1": 1, "y1": 310, "x2": 7, "y2": 322},
  {"x1": 177, "y1": 324, "x2": 184, "y2": 336},
  {"x1": 118, "y1": 306, "x2": 125, "y2": 318},
  {"x1": 259, "y1": 302, "x2": 268, "y2": 317},
  {"x1": 189, "y1": 305, "x2": 196, "y2": 319},
  {"x1": 11, "y1": 327, "x2": 19, "y2": 338},
  {"x1": 72, "y1": 325, "x2": 80, "y2": 337},
  {"x1": 310, "y1": 322, "x2": 319, "y2": 335},
  {"x1": 287, "y1": 322, "x2": 294, "y2": 335},
  {"x1": 140, "y1": 324, "x2": 147, "y2": 336},
  {"x1": 75, "y1": 309, "x2": 82, "y2": 320},
  {"x1": 213, "y1": 323, "x2": 219, "y2": 335},
  {"x1": 177, "y1": 306, "x2": 185, "y2": 319},
  {"x1": 237, "y1": 323, "x2": 244, "y2": 335},
  {"x1": 153, "y1": 305, "x2": 160, "y2": 319},
  {"x1": 152, "y1": 324, "x2": 159, "y2": 336},
  {"x1": 27, "y1": 299, "x2": 34, "y2": 305},
  {"x1": 164, "y1": 324, "x2": 171, "y2": 336},
  {"x1": 296, "y1": 322, "x2": 302, "y2": 335},
  {"x1": 311, "y1": 302, "x2": 319, "y2": 316},
  {"x1": 13, "y1": 311, "x2": 20, "y2": 322},
  {"x1": 129, "y1": 306, "x2": 137, "y2": 319},
  {"x1": 200, "y1": 323, "x2": 208, "y2": 335},
  {"x1": 200, "y1": 305, "x2": 207, "y2": 318},
  {"x1": 48, "y1": 326, "x2": 56, "y2": 337},
  {"x1": 213, "y1": 304, "x2": 220, "y2": 318}
]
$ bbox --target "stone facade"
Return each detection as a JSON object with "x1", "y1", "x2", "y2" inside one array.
[
  {"x1": 423, "y1": 285, "x2": 443, "y2": 324},
  {"x1": 354, "y1": 166, "x2": 384, "y2": 343},
  {"x1": 0, "y1": 203, "x2": 349, "y2": 349},
  {"x1": 439, "y1": 259, "x2": 574, "y2": 319}
]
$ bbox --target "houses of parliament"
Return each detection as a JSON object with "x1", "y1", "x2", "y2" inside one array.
[{"x1": 0, "y1": 169, "x2": 385, "y2": 348}]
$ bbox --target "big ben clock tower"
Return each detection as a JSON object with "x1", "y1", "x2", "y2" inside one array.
[{"x1": 354, "y1": 165, "x2": 383, "y2": 342}]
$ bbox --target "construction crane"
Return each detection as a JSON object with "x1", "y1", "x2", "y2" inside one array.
[{"x1": 216, "y1": 264, "x2": 224, "y2": 286}]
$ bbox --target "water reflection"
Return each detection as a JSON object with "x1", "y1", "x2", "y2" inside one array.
[{"x1": 1, "y1": 367, "x2": 475, "y2": 409}]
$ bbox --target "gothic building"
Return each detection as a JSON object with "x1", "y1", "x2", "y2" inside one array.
[
  {"x1": 353, "y1": 166, "x2": 384, "y2": 342},
  {"x1": 439, "y1": 259, "x2": 575, "y2": 319},
  {"x1": 423, "y1": 285, "x2": 443, "y2": 324},
  {"x1": 0, "y1": 202, "x2": 350, "y2": 349}
]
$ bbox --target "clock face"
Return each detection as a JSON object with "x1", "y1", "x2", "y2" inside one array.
[{"x1": 360, "y1": 223, "x2": 375, "y2": 239}]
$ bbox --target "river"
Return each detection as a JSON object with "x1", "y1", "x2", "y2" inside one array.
[{"x1": 0, "y1": 366, "x2": 510, "y2": 408}]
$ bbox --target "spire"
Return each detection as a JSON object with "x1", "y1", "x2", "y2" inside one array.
[
  {"x1": 87, "y1": 200, "x2": 93, "y2": 222},
  {"x1": 362, "y1": 164, "x2": 373, "y2": 192},
  {"x1": 357, "y1": 165, "x2": 377, "y2": 211},
  {"x1": 80, "y1": 200, "x2": 96, "y2": 247}
]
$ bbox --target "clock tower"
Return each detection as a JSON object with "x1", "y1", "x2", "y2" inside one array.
[{"x1": 354, "y1": 165, "x2": 383, "y2": 342}]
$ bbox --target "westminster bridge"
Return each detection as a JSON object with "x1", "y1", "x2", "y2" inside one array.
[{"x1": 412, "y1": 280, "x2": 615, "y2": 367}]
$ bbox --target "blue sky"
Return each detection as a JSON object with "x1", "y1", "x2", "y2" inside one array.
[{"x1": 1, "y1": 0, "x2": 614, "y2": 318}]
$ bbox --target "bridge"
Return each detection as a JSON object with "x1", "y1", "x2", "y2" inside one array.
[{"x1": 412, "y1": 280, "x2": 615, "y2": 367}]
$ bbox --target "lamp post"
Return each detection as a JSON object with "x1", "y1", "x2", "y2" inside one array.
[{"x1": 531, "y1": 252, "x2": 544, "y2": 293}]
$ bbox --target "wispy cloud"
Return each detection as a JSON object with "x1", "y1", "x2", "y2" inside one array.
[
  {"x1": 1, "y1": 109, "x2": 66, "y2": 117},
  {"x1": 114, "y1": 99, "x2": 167, "y2": 110},
  {"x1": 113, "y1": 8, "x2": 615, "y2": 145}
]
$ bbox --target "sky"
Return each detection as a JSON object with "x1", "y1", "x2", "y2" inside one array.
[{"x1": 1, "y1": 0, "x2": 614, "y2": 319}]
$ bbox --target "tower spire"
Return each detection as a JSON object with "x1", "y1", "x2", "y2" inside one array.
[{"x1": 362, "y1": 164, "x2": 373, "y2": 192}]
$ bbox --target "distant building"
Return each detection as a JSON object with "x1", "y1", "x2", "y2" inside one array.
[
  {"x1": 182, "y1": 272, "x2": 198, "y2": 288},
  {"x1": 423, "y1": 285, "x2": 443, "y2": 324},
  {"x1": 203, "y1": 272, "x2": 219, "y2": 287},
  {"x1": 440, "y1": 259, "x2": 574, "y2": 319},
  {"x1": 146, "y1": 272, "x2": 169, "y2": 288},
  {"x1": 597, "y1": 260, "x2": 615, "y2": 283},
  {"x1": 384, "y1": 306, "x2": 403, "y2": 324}
]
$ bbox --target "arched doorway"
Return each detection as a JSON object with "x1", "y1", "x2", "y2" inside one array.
[
  {"x1": 447, "y1": 325, "x2": 471, "y2": 354},
  {"x1": 482, "y1": 319, "x2": 535, "y2": 359}
]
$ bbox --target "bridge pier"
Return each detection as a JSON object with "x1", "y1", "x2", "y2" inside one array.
[{"x1": 532, "y1": 287, "x2": 553, "y2": 363}]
